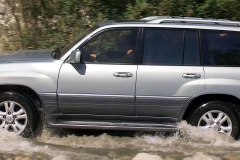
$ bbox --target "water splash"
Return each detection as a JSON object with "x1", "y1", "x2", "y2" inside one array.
[
  {"x1": 1, "y1": 121, "x2": 240, "y2": 159},
  {"x1": 36, "y1": 121, "x2": 240, "y2": 152},
  {"x1": 0, "y1": 130, "x2": 51, "y2": 156},
  {"x1": 138, "y1": 121, "x2": 239, "y2": 153}
]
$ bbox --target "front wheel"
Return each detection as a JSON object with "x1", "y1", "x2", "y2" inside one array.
[
  {"x1": 0, "y1": 92, "x2": 38, "y2": 137},
  {"x1": 188, "y1": 101, "x2": 240, "y2": 139}
]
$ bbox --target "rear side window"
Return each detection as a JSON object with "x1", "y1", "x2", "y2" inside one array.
[
  {"x1": 142, "y1": 28, "x2": 200, "y2": 66},
  {"x1": 201, "y1": 30, "x2": 240, "y2": 66},
  {"x1": 143, "y1": 29, "x2": 184, "y2": 65}
]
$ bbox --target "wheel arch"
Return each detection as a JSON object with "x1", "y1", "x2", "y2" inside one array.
[
  {"x1": 0, "y1": 85, "x2": 43, "y2": 110},
  {"x1": 182, "y1": 94, "x2": 240, "y2": 121}
]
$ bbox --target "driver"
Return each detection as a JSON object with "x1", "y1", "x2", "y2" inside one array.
[{"x1": 89, "y1": 35, "x2": 135, "y2": 63}]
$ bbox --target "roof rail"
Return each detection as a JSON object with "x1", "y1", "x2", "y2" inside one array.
[{"x1": 141, "y1": 16, "x2": 240, "y2": 26}]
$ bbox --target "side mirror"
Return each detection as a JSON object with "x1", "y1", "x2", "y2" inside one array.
[{"x1": 70, "y1": 50, "x2": 81, "y2": 63}]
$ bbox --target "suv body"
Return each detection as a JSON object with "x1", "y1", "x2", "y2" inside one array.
[{"x1": 0, "y1": 16, "x2": 240, "y2": 138}]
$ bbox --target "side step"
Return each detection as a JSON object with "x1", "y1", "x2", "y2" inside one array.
[{"x1": 49, "y1": 120, "x2": 177, "y2": 132}]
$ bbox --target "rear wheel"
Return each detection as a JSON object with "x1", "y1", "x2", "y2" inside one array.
[
  {"x1": 0, "y1": 92, "x2": 38, "y2": 137},
  {"x1": 188, "y1": 101, "x2": 240, "y2": 139}
]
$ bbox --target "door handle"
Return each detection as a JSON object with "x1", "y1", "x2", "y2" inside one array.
[
  {"x1": 182, "y1": 73, "x2": 201, "y2": 79},
  {"x1": 113, "y1": 72, "x2": 133, "y2": 78}
]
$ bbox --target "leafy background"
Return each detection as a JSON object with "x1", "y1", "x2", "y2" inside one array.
[{"x1": 0, "y1": 0, "x2": 240, "y2": 51}]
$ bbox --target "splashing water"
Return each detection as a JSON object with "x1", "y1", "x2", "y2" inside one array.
[
  {"x1": 0, "y1": 130, "x2": 52, "y2": 156},
  {"x1": 1, "y1": 121, "x2": 240, "y2": 159}
]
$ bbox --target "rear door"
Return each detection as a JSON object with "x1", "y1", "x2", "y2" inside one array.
[{"x1": 135, "y1": 28, "x2": 205, "y2": 120}]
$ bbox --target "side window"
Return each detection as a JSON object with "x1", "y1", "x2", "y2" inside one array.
[
  {"x1": 143, "y1": 29, "x2": 184, "y2": 65},
  {"x1": 79, "y1": 29, "x2": 138, "y2": 63},
  {"x1": 201, "y1": 30, "x2": 240, "y2": 66},
  {"x1": 184, "y1": 30, "x2": 200, "y2": 65}
]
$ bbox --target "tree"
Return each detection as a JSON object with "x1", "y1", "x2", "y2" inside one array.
[
  {"x1": 2, "y1": 0, "x2": 240, "y2": 51},
  {"x1": 197, "y1": 0, "x2": 238, "y2": 20}
]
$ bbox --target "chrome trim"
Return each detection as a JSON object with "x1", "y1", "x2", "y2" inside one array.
[
  {"x1": 136, "y1": 96, "x2": 188, "y2": 99},
  {"x1": 58, "y1": 93, "x2": 134, "y2": 98}
]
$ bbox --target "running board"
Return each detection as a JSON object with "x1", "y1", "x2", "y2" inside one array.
[{"x1": 48, "y1": 120, "x2": 177, "y2": 132}]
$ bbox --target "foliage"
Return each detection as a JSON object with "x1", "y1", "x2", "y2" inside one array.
[
  {"x1": 2, "y1": 0, "x2": 240, "y2": 51},
  {"x1": 197, "y1": 0, "x2": 240, "y2": 19}
]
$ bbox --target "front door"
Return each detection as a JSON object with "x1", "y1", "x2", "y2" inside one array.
[{"x1": 58, "y1": 28, "x2": 140, "y2": 116}]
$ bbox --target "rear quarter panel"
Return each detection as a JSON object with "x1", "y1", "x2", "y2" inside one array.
[{"x1": 204, "y1": 67, "x2": 240, "y2": 97}]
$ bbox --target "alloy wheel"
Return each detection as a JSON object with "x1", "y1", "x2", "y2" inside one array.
[
  {"x1": 198, "y1": 110, "x2": 232, "y2": 135},
  {"x1": 0, "y1": 101, "x2": 28, "y2": 134}
]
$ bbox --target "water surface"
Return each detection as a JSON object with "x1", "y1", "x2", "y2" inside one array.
[{"x1": 1, "y1": 121, "x2": 240, "y2": 160}]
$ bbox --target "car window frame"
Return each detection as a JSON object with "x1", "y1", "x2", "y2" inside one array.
[
  {"x1": 139, "y1": 27, "x2": 202, "y2": 66},
  {"x1": 77, "y1": 27, "x2": 142, "y2": 65},
  {"x1": 140, "y1": 27, "x2": 185, "y2": 66},
  {"x1": 200, "y1": 29, "x2": 240, "y2": 67}
]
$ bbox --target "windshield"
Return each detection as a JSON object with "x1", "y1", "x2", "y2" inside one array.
[{"x1": 58, "y1": 26, "x2": 98, "y2": 58}]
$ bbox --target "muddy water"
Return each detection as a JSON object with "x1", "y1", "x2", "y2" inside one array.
[{"x1": 1, "y1": 121, "x2": 240, "y2": 160}]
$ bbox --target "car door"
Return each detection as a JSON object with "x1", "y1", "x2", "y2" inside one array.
[
  {"x1": 57, "y1": 28, "x2": 140, "y2": 116},
  {"x1": 135, "y1": 28, "x2": 205, "y2": 119}
]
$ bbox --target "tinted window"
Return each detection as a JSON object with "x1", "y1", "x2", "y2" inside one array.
[
  {"x1": 201, "y1": 30, "x2": 240, "y2": 66},
  {"x1": 143, "y1": 29, "x2": 184, "y2": 65},
  {"x1": 184, "y1": 30, "x2": 200, "y2": 65},
  {"x1": 79, "y1": 29, "x2": 138, "y2": 63}
]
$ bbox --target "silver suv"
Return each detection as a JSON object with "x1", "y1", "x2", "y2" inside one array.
[{"x1": 0, "y1": 16, "x2": 240, "y2": 139}]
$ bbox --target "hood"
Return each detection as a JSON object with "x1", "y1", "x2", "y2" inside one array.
[{"x1": 0, "y1": 50, "x2": 54, "y2": 63}]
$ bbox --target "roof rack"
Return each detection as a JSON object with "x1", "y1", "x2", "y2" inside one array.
[{"x1": 141, "y1": 16, "x2": 240, "y2": 26}]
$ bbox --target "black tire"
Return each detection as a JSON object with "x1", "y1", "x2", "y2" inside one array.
[
  {"x1": 188, "y1": 101, "x2": 240, "y2": 139},
  {"x1": 0, "y1": 92, "x2": 38, "y2": 138}
]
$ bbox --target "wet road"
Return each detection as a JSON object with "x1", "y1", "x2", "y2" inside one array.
[{"x1": 1, "y1": 121, "x2": 240, "y2": 160}]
